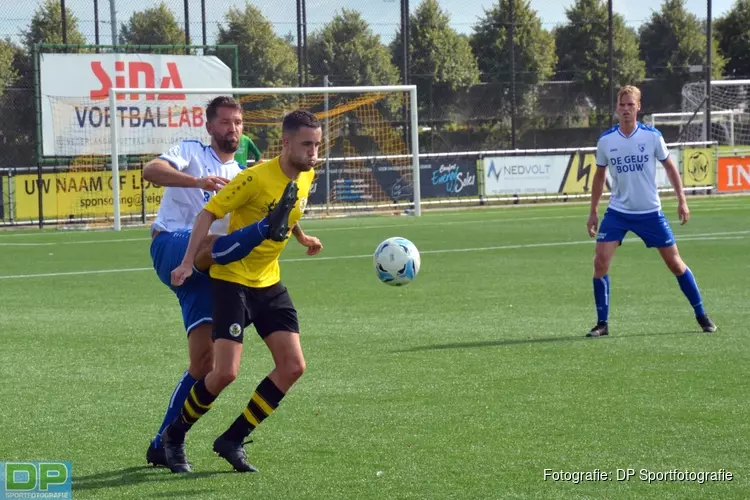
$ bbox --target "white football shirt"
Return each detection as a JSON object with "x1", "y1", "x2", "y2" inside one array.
[
  {"x1": 595, "y1": 122, "x2": 670, "y2": 214},
  {"x1": 151, "y1": 140, "x2": 241, "y2": 235}
]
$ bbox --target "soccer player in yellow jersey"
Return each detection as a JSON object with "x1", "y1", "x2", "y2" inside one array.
[{"x1": 161, "y1": 110, "x2": 323, "y2": 474}]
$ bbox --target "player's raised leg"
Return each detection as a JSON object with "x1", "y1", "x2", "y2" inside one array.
[
  {"x1": 192, "y1": 181, "x2": 300, "y2": 271},
  {"x1": 657, "y1": 244, "x2": 717, "y2": 332}
]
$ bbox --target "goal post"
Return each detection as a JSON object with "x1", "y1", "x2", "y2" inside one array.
[
  {"x1": 681, "y1": 79, "x2": 750, "y2": 146},
  {"x1": 650, "y1": 110, "x2": 744, "y2": 145},
  {"x1": 106, "y1": 85, "x2": 420, "y2": 231}
]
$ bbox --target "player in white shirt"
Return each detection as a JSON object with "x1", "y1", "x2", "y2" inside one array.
[
  {"x1": 142, "y1": 96, "x2": 297, "y2": 467},
  {"x1": 585, "y1": 85, "x2": 716, "y2": 337}
]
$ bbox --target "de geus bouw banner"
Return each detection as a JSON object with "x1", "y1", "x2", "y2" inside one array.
[{"x1": 40, "y1": 53, "x2": 232, "y2": 157}]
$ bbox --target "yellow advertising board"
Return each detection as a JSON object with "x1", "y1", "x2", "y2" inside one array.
[
  {"x1": 558, "y1": 153, "x2": 611, "y2": 194},
  {"x1": 682, "y1": 148, "x2": 714, "y2": 186},
  {"x1": 15, "y1": 170, "x2": 164, "y2": 220}
]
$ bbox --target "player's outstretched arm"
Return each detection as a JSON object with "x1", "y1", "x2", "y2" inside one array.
[
  {"x1": 143, "y1": 158, "x2": 229, "y2": 190},
  {"x1": 662, "y1": 157, "x2": 689, "y2": 224},
  {"x1": 171, "y1": 210, "x2": 217, "y2": 286},
  {"x1": 292, "y1": 224, "x2": 323, "y2": 256},
  {"x1": 587, "y1": 167, "x2": 607, "y2": 237}
]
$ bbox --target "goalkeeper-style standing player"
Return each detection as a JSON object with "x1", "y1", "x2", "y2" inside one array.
[{"x1": 586, "y1": 85, "x2": 716, "y2": 337}]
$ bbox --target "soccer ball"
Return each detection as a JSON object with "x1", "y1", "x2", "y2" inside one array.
[{"x1": 373, "y1": 237, "x2": 421, "y2": 286}]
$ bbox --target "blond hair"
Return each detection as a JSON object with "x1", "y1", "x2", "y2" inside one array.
[{"x1": 617, "y1": 85, "x2": 641, "y2": 104}]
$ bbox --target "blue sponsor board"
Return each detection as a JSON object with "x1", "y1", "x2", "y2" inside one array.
[
  {"x1": 308, "y1": 159, "x2": 478, "y2": 206},
  {"x1": 419, "y1": 159, "x2": 478, "y2": 197}
]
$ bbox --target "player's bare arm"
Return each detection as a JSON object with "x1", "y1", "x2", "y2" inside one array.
[
  {"x1": 587, "y1": 167, "x2": 608, "y2": 237},
  {"x1": 662, "y1": 157, "x2": 690, "y2": 224},
  {"x1": 143, "y1": 158, "x2": 230, "y2": 191},
  {"x1": 292, "y1": 224, "x2": 323, "y2": 256},
  {"x1": 171, "y1": 209, "x2": 217, "y2": 286}
]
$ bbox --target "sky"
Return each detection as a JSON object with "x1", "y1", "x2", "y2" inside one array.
[{"x1": 0, "y1": 0, "x2": 737, "y2": 45}]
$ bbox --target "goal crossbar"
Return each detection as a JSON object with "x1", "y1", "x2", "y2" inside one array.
[{"x1": 108, "y1": 85, "x2": 420, "y2": 230}]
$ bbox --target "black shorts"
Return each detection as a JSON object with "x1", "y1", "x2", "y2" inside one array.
[{"x1": 211, "y1": 278, "x2": 299, "y2": 343}]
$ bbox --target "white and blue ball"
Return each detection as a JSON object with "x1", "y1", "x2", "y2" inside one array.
[{"x1": 373, "y1": 237, "x2": 421, "y2": 286}]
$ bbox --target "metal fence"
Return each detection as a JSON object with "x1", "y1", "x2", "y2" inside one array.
[{"x1": 0, "y1": 0, "x2": 720, "y2": 168}]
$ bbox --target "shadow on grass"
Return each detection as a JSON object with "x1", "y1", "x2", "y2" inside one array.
[
  {"x1": 73, "y1": 465, "x2": 238, "y2": 492},
  {"x1": 396, "y1": 330, "x2": 700, "y2": 352}
]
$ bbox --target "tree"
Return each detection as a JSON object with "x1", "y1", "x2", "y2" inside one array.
[
  {"x1": 216, "y1": 4, "x2": 297, "y2": 88},
  {"x1": 0, "y1": 39, "x2": 18, "y2": 97},
  {"x1": 307, "y1": 9, "x2": 400, "y2": 86},
  {"x1": 554, "y1": 0, "x2": 645, "y2": 125},
  {"x1": 639, "y1": 0, "x2": 725, "y2": 110},
  {"x1": 120, "y1": 3, "x2": 186, "y2": 46},
  {"x1": 471, "y1": 2, "x2": 556, "y2": 111},
  {"x1": 4, "y1": 0, "x2": 87, "y2": 166},
  {"x1": 23, "y1": 0, "x2": 87, "y2": 47},
  {"x1": 715, "y1": 0, "x2": 750, "y2": 78},
  {"x1": 0, "y1": 39, "x2": 20, "y2": 166},
  {"x1": 391, "y1": 0, "x2": 479, "y2": 116},
  {"x1": 214, "y1": 5, "x2": 298, "y2": 151},
  {"x1": 470, "y1": 0, "x2": 556, "y2": 146}
]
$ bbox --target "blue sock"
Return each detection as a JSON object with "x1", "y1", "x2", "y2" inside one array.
[
  {"x1": 151, "y1": 370, "x2": 197, "y2": 449},
  {"x1": 593, "y1": 275, "x2": 610, "y2": 323},
  {"x1": 676, "y1": 267, "x2": 706, "y2": 317},
  {"x1": 211, "y1": 218, "x2": 269, "y2": 265}
]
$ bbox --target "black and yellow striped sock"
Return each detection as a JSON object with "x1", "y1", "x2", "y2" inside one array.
[
  {"x1": 221, "y1": 377, "x2": 285, "y2": 442},
  {"x1": 171, "y1": 378, "x2": 217, "y2": 436}
]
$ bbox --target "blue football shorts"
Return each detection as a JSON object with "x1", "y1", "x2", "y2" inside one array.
[
  {"x1": 150, "y1": 230, "x2": 212, "y2": 335},
  {"x1": 596, "y1": 208, "x2": 675, "y2": 248}
]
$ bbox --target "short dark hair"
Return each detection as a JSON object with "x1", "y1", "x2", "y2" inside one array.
[
  {"x1": 206, "y1": 96, "x2": 241, "y2": 122},
  {"x1": 282, "y1": 109, "x2": 321, "y2": 134}
]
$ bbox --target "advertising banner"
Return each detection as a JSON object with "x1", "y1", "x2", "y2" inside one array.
[
  {"x1": 14, "y1": 170, "x2": 164, "y2": 220},
  {"x1": 485, "y1": 151, "x2": 674, "y2": 197},
  {"x1": 682, "y1": 148, "x2": 714, "y2": 186},
  {"x1": 484, "y1": 155, "x2": 568, "y2": 195},
  {"x1": 717, "y1": 156, "x2": 750, "y2": 192},
  {"x1": 40, "y1": 53, "x2": 232, "y2": 156},
  {"x1": 419, "y1": 159, "x2": 478, "y2": 198},
  {"x1": 558, "y1": 153, "x2": 607, "y2": 194},
  {"x1": 307, "y1": 165, "x2": 386, "y2": 206},
  {"x1": 307, "y1": 159, "x2": 478, "y2": 206}
]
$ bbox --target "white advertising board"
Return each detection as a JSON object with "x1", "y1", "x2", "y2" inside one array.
[
  {"x1": 484, "y1": 155, "x2": 569, "y2": 195},
  {"x1": 40, "y1": 53, "x2": 232, "y2": 156}
]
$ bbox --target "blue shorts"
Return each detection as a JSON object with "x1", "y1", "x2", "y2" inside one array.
[
  {"x1": 597, "y1": 208, "x2": 675, "y2": 248},
  {"x1": 150, "y1": 230, "x2": 212, "y2": 335}
]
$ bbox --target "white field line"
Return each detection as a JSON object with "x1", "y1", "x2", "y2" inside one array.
[
  {"x1": 0, "y1": 238, "x2": 149, "y2": 247},
  {"x1": 0, "y1": 214, "x2": 584, "y2": 245},
  {"x1": 1, "y1": 200, "x2": 747, "y2": 240},
  {"x1": 1, "y1": 226, "x2": 748, "y2": 248},
  {"x1": 1, "y1": 203, "x2": 748, "y2": 247},
  {"x1": 0, "y1": 232, "x2": 745, "y2": 280},
  {"x1": 0, "y1": 267, "x2": 154, "y2": 279}
]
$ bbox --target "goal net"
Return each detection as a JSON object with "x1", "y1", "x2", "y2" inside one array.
[
  {"x1": 45, "y1": 85, "x2": 419, "y2": 230},
  {"x1": 680, "y1": 80, "x2": 750, "y2": 146}
]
